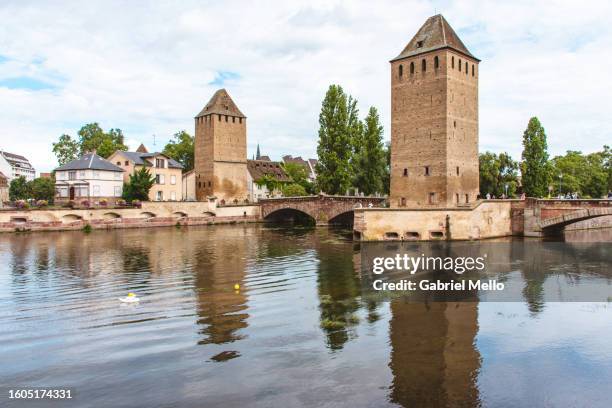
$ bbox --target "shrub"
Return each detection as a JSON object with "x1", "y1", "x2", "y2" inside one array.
[
  {"x1": 116, "y1": 199, "x2": 127, "y2": 206},
  {"x1": 99, "y1": 199, "x2": 108, "y2": 206},
  {"x1": 66, "y1": 200, "x2": 76, "y2": 208},
  {"x1": 15, "y1": 199, "x2": 29, "y2": 209},
  {"x1": 81, "y1": 200, "x2": 90, "y2": 207},
  {"x1": 131, "y1": 199, "x2": 142, "y2": 208},
  {"x1": 82, "y1": 224, "x2": 92, "y2": 233},
  {"x1": 36, "y1": 200, "x2": 48, "y2": 207}
]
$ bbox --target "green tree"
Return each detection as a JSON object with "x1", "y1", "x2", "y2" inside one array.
[
  {"x1": 315, "y1": 85, "x2": 361, "y2": 195},
  {"x1": 353, "y1": 107, "x2": 386, "y2": 195},
  {"x1": 163, "y1": 130, "x2": 194, "y2": 171},
  {"x1": 52, "y1": 134, "x2": 80, "y2": 165},
  {"x1": 479, "y1": 152, "x2": 519, "y2": 197},
  {"x1": 602, "y1": 145, "x2": 611, "y2": 193},
  {"x1": 550, "y1": 149, "x2": 608, "y2": 198},
  {"x1": 122, "y1": 167, "x2": 155, "y2": 201},
  {"x1": 281, "y1": 162, "x2": 314, "y2": 194},
  {"x1": 382, "y1": 142, "x2": 390, "y2": 195},
  {"x1": 521, "y1": 117, "x2": 551, "y2": 197},
  {"x1": 9, "y1": 176, "x2": 30, "y2": 201},
  {"x1": 282, "y1": 183, "x2": 307, "y2": 197},
  {"x1": 28, "y1": 177, "x2": 55, "y2": 202},
  {"x1": 52, "y1": 123, "x2": 128, "y2": 163},
  {"x1": 255, "y1": 174, "x2": 282, "y2": 194}
]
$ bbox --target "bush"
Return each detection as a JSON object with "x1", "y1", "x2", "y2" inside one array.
[
  {"x1": 36, "y1": 200, "x2": 48, "y2": 207},
  {"x1": 81, "y1": 200, "x2": 90, "y2": 207},
  {"x1": 131, "y1": 199, "x2": 142, "y2": 208},
  {"x1": 116, "y1": 199, "x2": 127, "y2": 206},
  {"x1": 99, "y1": 198, "x2": 108, "y2": 206},
  {"x1": 15, "y1": 199, "x2": 29, "y2": 209}
]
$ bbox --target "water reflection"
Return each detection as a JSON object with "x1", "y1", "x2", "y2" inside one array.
[{"x1": 0, "y1": 226, "x2": 610, "y2": 407}]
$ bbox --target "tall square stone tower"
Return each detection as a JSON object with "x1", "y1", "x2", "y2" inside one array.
[
  {"x1": 194, "y1": 89, "x2": 248, "y2": 203},
  {"x1": 390, "y1": 14, "x2": 479, "y2": 208}
]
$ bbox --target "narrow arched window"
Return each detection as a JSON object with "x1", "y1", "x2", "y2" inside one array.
[
  {"x1": 458, "y1": 59, "x2": 462, "y2": 71},
  {"x1": 403, "y1": 168, "x2": 408, "y2": 176},
  {"x1": 451, "y1": 56, "x2": 454, "y2": 69},
  {"x1": 434, "y1": 56, "x2": 439, "y2": 69},
  {"x1": 410, "y1": 62, "x2": 414, "y2": 74},
  {"x1": 421, "y1": 59, "x2": 426, "y2": 72},
  {"x1": 465, "y1": 61, "x2": 468, "y2": 74},
  {"x1": 472, "y1": 64, "x2": 475, "y2": 77},
  {"x1": 399, "y1": 64, "x2": 403, "y2": 78}
]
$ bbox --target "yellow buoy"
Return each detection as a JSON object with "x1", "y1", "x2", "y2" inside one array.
[{"x1": 234, "y1": 284, "x2": 240, "y2": 290}]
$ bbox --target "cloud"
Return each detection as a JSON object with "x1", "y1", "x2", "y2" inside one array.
[{"x1": 0, "y1": 0, "x2": 611, "y2": 173}]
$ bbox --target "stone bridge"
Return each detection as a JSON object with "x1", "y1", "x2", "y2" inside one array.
[
  {"x1": 258, "y1": 195, "x2": 387, "y2": 225},
  {"x1": 523, "y1": 198, "x2": 612, "y2": 237}
]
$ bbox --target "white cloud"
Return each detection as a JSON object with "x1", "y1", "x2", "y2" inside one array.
[{"x1": 0, "y1": 0, "x2": 610, "y2": 172}]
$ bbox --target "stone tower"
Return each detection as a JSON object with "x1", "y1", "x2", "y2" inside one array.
[
  {"x1": 194, "y1": 89, "x2": 248, "y2": 203},
  {"x1": 390, "y1": 14, "x2": 479, "y2": 208}
]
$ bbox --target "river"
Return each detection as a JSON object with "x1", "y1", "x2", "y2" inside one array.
[{"x1": 0, "y1": 225, "x2": 611, "y2": 407}]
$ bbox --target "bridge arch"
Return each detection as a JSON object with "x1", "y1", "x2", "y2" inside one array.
[
  {"x1": 540, "y1": 208, "x2": 612, "y2": 234},
  {"x1": 263, "y1": 207, "x2": 316, "y2": 224}
]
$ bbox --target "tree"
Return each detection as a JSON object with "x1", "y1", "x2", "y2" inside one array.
[
  {"x1": 479, "y1": 152, "x2": 519, "y2": 197},
  {"x1": 382, "y1": 142, "x2": 390, "y2": 195},
  {"x1": 315, "y1": 85, "x2": 361, "y2": 195},
  {"x1": 9, "y1": 176, "x2": 30, "y2": 201},
  {"x1": 521, "y1": 117, "x2": 551, "y2": 197},
  {"x1": 550, "y1": 149, "x2": 608, "y2": 198},
  {"x1": 28, "y1": 177, "x2": 55, "y2": 203},
  {"x1": 353, "y1": 107, "x2": 386, "y2": 195},
  {"x1": 163, "y1": 131, "x2": 194, "y2": 171},
  {"x1": 52, "y1": 123, "x2": 128, "y2": 164},
  {"x1": 122, "y1": 167, "x2": 155, "y2": 201},
  {"x1": 282, "y1": 183, "x2": 307, "y2": 197},
  {"x1": 52, "y1": 134, "x2": 79, "y2": 165},
  {"x1": 255, "y1": 174, "x2": 281, "y2": 194},
  {"x1": 282, "y1": 161, "x2": 314, "y2": 194}
]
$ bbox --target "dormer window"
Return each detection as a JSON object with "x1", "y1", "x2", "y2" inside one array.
[{"x1": 416, "y1": 40, "x2": 424, "y2": 48}]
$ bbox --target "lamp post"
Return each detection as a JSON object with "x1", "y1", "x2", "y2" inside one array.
[{"x1": 504, "y1": 183, "x2": 509, "y2": 198}]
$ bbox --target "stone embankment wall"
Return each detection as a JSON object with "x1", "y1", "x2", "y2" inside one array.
[
  {"x1": 0, "y1": 201, "x2": 261, "y2": 233},
  {"x1": 354, "y1": 200, "x2": 516, "y2": 241}
]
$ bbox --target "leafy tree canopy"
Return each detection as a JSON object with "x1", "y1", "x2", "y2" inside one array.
[
  {"x1": 122, "y1": 167, "x2": 155, "y2": 202},
  {"x1": 163, "y1": 130, "x2": 194, "y2": 171}
]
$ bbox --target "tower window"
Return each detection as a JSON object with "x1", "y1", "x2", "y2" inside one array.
[
  {"x1": 239, "y1": 118, "x2": 242, "y2": 124},
  {"x1": 416, "y1": 40, "x2": 424, "y2": 48},
  {"x1": 452, "y1": 56, "x2": 454, "y2": 69},
  {"x1": 218, "y1": 114, "x2": 221, "y2": 121},
  {"x1": 456, "y1": 166, "x2": 460, "y2": 175},
  {"x1": 421, "y1": 59, "x2": 426, "y2": 72},
  {"x1": 232, "y1": 117, "x2": 235, "y2": 123},
  {"x1": 472, "y1": 64, "x2": 475, "y2": 77},
  {"x1": 225, "y1": 115, "x2": 228, "y2": 122},
  {"x1": 453, "y1": 120, "x2": 456, "y2": 128},
  {"x1": 465, "y1": 61, "x2": 468, "y2": 74},
  {"x1": 399, "y1": 64, "x2": 403, "y2": 78},
  {"x1": 456, "y1": 193, "x2": 460, "y2": 203},
  {"x1": 434, "y1": 56, "x2": 439, "y2": 69},
  {"x1": 424, "y1": 166, "x2": 430, "y2": 176},
  {"x1": 400, "y1": 197, "x2": 406, "y2": 207},
  {"x1": 458, "y1": 59, "x2": 462, "y2": 71},
  {"x1": 403, "y1": 168, "x2": 408, "y2": 176},
  {"x1": 465, "y1": 194, "x2": 469, "y2": 203},
  {"x1": 429, "y1": 192, "x2": 436, "y2": 204},
  {"x1": 410, "y1": 62, "x2": 415, "y2": 75}
]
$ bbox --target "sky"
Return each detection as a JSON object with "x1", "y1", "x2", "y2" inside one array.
[{"x1": 0, "y1": 0, "x2": 610, "y2": 173}]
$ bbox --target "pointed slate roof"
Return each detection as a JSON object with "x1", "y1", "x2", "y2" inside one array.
[
  {"x1": 195, "y1": 88, "x2": 246, "y2": 118},
  {"x1": 391, "y1": 14, "x2": 478, "y2": 62},
  {"x1": 55, "y1": 152, "x2": 124, "y2": 172}
]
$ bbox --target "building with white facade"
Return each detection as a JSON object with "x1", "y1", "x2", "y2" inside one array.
[
  {"x1": 54, "y1": 153, "x2": 124, "y2": 203},
  {"x1": 0, "y1": 151, "x2": 36, "y2": 182}
]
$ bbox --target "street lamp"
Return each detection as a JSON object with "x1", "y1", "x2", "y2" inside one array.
[{"x1": 504, "y1": 183, "x2": 509, "y2": 198}]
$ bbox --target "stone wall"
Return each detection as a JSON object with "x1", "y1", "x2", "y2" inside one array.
[
  {"x1": 0, "y1": 201, "x2": 261, "y2": 233},
  {"x1": 354, "y1": 201, "x2": 513, "y2": 241}
]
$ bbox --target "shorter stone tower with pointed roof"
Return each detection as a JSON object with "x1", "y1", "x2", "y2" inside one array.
[
  {"x1": 194, "y1": 89, "x2": 248, "y2": 202},
  {"x1": 390, "y1": 14, "x2": 480, "y2": 208}
]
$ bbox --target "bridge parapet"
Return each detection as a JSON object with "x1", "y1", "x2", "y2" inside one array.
[
  {"x1": 259, "y1": 194, "x2": 386, "y2": 225},
  {"x1": 523, "y1": 198, "x2": 612, "y2": 236}
]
